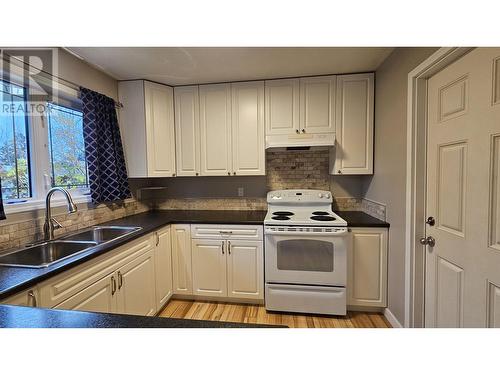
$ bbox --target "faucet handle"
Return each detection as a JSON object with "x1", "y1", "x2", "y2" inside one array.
[{"x1": 51, "y1": 218, "x2": 63, "y2": 230}]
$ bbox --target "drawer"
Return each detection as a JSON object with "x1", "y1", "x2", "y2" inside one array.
[
  {"x1": 190, "y1": 224, "x2": 263, "y2": 240},
  {"x1": 265, "y1": 284, "x2": 346, "y2": 316},
  {"x1": 39, "y1": 234, "x2": 154, "y2": 308}
]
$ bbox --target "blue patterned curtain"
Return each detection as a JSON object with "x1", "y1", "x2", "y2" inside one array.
[
  {"x1": 0, "y1": 177, "x2": 5, "y2": 220},
  {"x1": 80, "y1": 87, "x2": 131, "y2": 204}
]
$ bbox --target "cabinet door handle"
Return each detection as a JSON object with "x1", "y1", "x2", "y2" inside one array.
[
  {"x1": 221, "y1": 241, "x2": 225, "y2": 255},
  {"x1": 228, "y1": 241, "x2": 231, "y2": 255},
  {"x1": 111, "y1": 276, "x2": 117, "y2": 295},
  {"x1": 156, "y1": 232, "x2": 160, "y2": 246},
  {"x1": 295, "y1": 129, "x2": 299, "y2": 134},
  {"x1": 28, "y1": 290, "x2": 37, "y2": 307},
  {"x1": 118, "y1": 271, "x2": 123, "y2": 289}
]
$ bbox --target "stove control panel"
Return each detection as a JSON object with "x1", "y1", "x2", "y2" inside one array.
[{"x1": 267, "y1": 189, "x2": 333, "y2": 204}]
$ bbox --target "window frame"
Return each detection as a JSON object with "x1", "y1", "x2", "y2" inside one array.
[{"x1": 2, "y1": 83, "x2": 92, "y2": 214}]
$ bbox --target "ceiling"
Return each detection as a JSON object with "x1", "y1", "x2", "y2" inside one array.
[{"x1": 66, "y1": 47, "x2": 394, "y2": 86}]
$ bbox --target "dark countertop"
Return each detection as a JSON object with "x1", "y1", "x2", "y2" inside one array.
[
  {"x1": 0, "y1": 209, "x2": 387, "y2": 300},
  {"x1": 336, "y1": 211, "x2": 390, "y2": 228},
  {"x1": 0, "y1": 210, "x2": 266, "y2": 300},
  {"x1": 0, "y1": 305, "x2": 282, "y2": 328}
]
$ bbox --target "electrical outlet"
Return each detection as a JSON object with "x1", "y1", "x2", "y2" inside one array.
[{"x1": 237, "y1": 187, "x2": 244, "y2": 197}]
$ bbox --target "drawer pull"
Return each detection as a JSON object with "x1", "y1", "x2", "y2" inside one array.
[{"x1": 219, "y1": 231, "x2": 233, "y2": 235}]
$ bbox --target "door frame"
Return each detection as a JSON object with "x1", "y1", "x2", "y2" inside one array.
[{"x1": 404, "y1": 47, "x2": 473, "y2": 328}]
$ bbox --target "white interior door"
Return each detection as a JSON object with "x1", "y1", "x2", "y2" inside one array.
[{"x1": 425, "y1": 48, "x2": 500, "y2": 327}]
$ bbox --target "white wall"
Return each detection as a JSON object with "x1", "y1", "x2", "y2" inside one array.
[
  {"x1": 57, "y1": 48, "x2": 118, "y2": 100},
  {"x1": 363, "y1": 47, "x2": 438, "y2": 325}
]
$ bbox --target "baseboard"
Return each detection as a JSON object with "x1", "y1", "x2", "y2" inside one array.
[
  {"x1": 384, "y1": 308, "x2": 403, "y2": 328},
  {"x1": 173, "y1": 294, "x2": 264, "y2": 305}
]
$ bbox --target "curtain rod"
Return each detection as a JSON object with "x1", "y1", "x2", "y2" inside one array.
[{"x1": 1, "y1": 53, "x2": 124, "y2": 109}]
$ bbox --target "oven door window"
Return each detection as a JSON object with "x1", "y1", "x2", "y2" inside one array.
[{"x1": 276, "y1": 239, "x2": 334, "y2": 272}]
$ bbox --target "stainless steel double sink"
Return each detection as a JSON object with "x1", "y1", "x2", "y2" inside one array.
[{"x1": 0, "y1": 226, "x2": 142, "y2": 269}]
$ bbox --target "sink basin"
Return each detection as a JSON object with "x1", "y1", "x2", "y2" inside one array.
[
  {"x1": 62, "y1": 226, "x2": 142, "y2": 243},
  {"x1": 0, "y1": 241, "x2": 99, "y2": 268}
]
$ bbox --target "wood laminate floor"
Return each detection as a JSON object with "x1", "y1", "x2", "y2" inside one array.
[{"x1": 159, "y1": 299, "x2": 392, "y2": 328}]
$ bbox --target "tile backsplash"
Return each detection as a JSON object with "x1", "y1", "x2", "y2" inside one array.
[{"x1": 0, "y1": 199, "x2": 151, "y2": 251}]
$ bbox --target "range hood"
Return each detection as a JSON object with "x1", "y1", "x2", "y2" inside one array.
[{"x1": 265, "y1": 132, "x2": 336, "y2": 149}]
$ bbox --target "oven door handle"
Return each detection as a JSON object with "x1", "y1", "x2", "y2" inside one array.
[{"x1": 264, "y1": 229, "x2": 348, "y2": 237}]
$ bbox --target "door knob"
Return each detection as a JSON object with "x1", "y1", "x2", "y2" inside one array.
[{"x1": 419, "y1": 236, "x2": 436, "y2": 247}]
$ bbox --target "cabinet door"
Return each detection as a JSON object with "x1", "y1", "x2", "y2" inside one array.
[
  {"x1": 154, "y1": 226, "x2": 173, "y2": 310},
  {"x1": 231, "y1": 81, "x2": 265, "y2": 176},
  {"x1": 54, "y1": 274, "x2": 116, "y2": 313},
  {"x1": 199, "y1": 83, "x2": 232, "y2": 176},
  {"x1": 265, "y1": 78, "x2": 300, "y2": 135},
  {"x1": 191, "y1": 239, "x2": 227, "y2": 297},
  {"x1": 1, "y1": 288, "x2": 39, "y2": 307},
  {"x1": 333, "y1": 73, "x2": 374, "y2": 175},
  {"x1": 144, "y1": 81, "x2": 176, "y2": 177},
  {"x1": 227, "y1": 240, "x2": 263, "y2": 300},
  {"x1": 348, "y1": 227, "x2": 388, "y2": 307},
  {"x1": 116, "y1": 249, "x2": 157, "y2": 316},
  {"x1": 174, "y1": 86, "x2": 200, "y2": 176},
  {"x1": 300, "y1": 75, "x2": 336, "y2": 134},
  {"x1": 171, "y1": 224, "x2": 193, "y2": 295}
]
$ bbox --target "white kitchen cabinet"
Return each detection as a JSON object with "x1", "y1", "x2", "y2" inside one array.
[
  {"x1": 300, "y1": 75, "x2": 336, "y2": 134},
  {"x1": 331, "y1": 73, "x2": 374, "y2": 175},
  {"x1": 265, "y1": 78, "x2": 300, "y2": 136},
  {"x1": 174, "y1": 86, "x2": 201, "y2": 176},
  {"x1": 227, "y1": 240, "x2": 263, "y2": 300},
  {"x1": 199, "y1": 83, "x2": 233, "y2": 176},
  {"x1": 171, "y1": 224, "x2": 193, "y2": 295},
  {"x1": 54, "y1": 274, "x2": 115, "y2": 313},
  {"x1": 191, "y1": 239, "x2": 227, "y2": 297},
  {"x1": 189, "y1": 225, "x2": 264, "y2": 301},
  {"x1": 118, "y1": 80, "x2": 176, "y2": 177},
  {"x1": 348, "y1": 227, "x2": 388, "y2": 308},
  {"x1": 1, "y1": 288, "x2": 39, "y2": 307},
  {"x1": 154, "y1": 226, "x2": 173, "y2": 310},
  {"x1": 116, "y1": 249, "x2": 157, "y2": 316},
  {"x1": 231, "y1": 81, "x2": 265, "y2": 175}
]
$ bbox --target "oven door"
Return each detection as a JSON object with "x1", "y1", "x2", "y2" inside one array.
[{"x1": 265, "y1": 230, "x2": 347, "y2": 287}]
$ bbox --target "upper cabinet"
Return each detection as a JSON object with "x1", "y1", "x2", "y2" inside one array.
[
  {"x1": 300, "y1": 75, "x2": 336, "y2": 134},
  {"x1": 231, "y1": 81, "x2": 265, "y2": 176},
  {"x1": 119, "y1": 80, "x2": 176, "y2": 177},
  {"x1": 199, "y1": 84, "x2": 233, "y2": 176},
  {"x1": 265, "y1": 78, "x2": 300, "y2": 136},
  {"x1": 331, "y1": 73, "x2": 374, "y2": 175},
  {"x1": 264, "y1": 76, "x2": 337, "y2": 148},
  {"x1": 197, "y1": 81, "x2": 265, "y2": 176},
  {"x1": 174, "y1": 86, "x2": 200, "y2": 176}
]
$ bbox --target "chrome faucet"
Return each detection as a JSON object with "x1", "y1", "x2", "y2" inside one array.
[{"x1": 43, "y1": 187, "x2": 78, "y2": 241}]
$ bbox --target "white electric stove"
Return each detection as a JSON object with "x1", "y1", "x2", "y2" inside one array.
[{"x1": 264, "y1": 189, "x2": 348, "y2": 316}]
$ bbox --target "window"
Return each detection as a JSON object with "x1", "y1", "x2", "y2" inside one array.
[
  {"x1": 0, "y1": 80, "x2": 31, "y2": 201},
  {"x1": 46, "y1": 103, "x2": 88, "y2": 190},
  {"x1": 0, "y1": 77, "x2": 90, "y2": 209}
]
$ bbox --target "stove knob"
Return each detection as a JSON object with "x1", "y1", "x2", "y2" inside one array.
[
  {"x1": 325, "y1": 193, "x2": 331, "y2": 199},
  {"x1": 318, "y1": 193, "x2": 323, "y2": 198}
]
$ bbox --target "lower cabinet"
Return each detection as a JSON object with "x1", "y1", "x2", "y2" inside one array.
[
  {"x1": 191, "y1": 238, "x2": 263, "y2": 300},
  {"x1": 115, "y1": 249, "x2": 157, "y2": 316},
  {"x1": 1, "y1": 288, "x2": 39, "y2": 307},
  {"x1": 348, "y1": 227, "x2": 388, "y2": 308},
  {"x1": 54, "y1": 274, "x2": 115, "y2": 313},
  {"x1": 154, "y1": 226, "x2": 173, "y2": 310},
  {"x1": 227, "y1": 240, "x2": 263, "y2": 299},
  {"x1": 171, "y1": 224, "x2": 193, "y2": 295}
]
